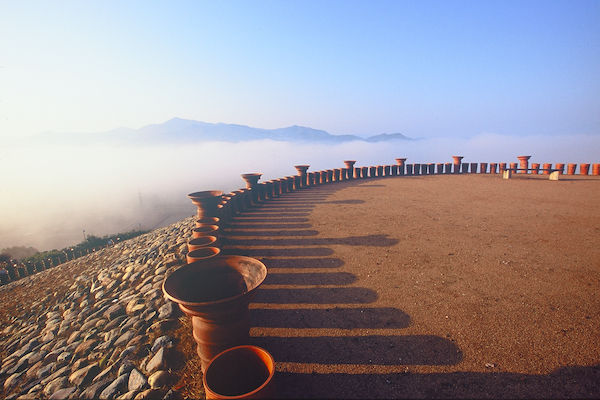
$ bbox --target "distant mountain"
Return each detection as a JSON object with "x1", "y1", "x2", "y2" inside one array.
[{"x1": 31, "y1": 118, "x2": 413, "y2": 145}]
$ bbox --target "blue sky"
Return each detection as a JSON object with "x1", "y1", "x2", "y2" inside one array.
[{"x1": 1, "y1": 0, "x2": 598, "y2": 138}]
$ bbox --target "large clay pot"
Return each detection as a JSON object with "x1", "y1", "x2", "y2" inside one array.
[
  {"x1": 470, "y1": 163, "x2": 477, "y2": 173},
  {"x1": 361, "y1": 166, "x2": 368, "y2": 179},
  {"x1": 188, "y1": 236, "x2": 219, "y2": 252},
  {"x1": 509, "y1": 162, "x2": 518, "y2": 173},
  {"x1": 580, "y1": 164, "x2": 590, "y2": 175},
  {"x1": 395, "y1": 158, "x2": 407, "y2": 175},
  {"x1": 461, "y1": 163, "x2": 469, "y2": 173},
  {"x1": 196, "y1": 217, "x2": 221, "y2": 228},
  {"x1": 188, "y1": 191, "x2": 224, "y2": 219},
  {"x1": 406, "y1": 164, "x2": 413, "y2": 175},
  {"x1": 531, "y1": 163, "x2": 540, "y2": 175},
  {"x1": 412, "y1": 164, "x2": 420, "y2": 176},
  {"x1": 489, "y1": 163, "x2": 497, "y2": 174},
  {"x1": 383, "y1": 165, "x2": 391, "y2": 176},
  {"x1": 390, "y1": 165, "x2": 398, "y2": 176},
  {"x1": 555, "y1": 163, "x2": 565, "y2": 174},
  {"x1": 479, "y1": 162, "x2": 488, "y2": 174},
  {"x1": 241, "y1": 174, "x2": 262, "y2": 205},
  {"x1": 369, "y1": 166, "x2": 377, "y2": 178},
  {"x1": 428, "y1": 163, "x2": 435, "y2": 174},
  {"x1": 517, "y1": 155, "x2": 531, "y2": 173},
  {"x1": 452, "y1": 156, "x2": 463, "y2": 174},
  {"x1": 162, "y1": 255, "x2": 267, "y2": 372},
  {"x1": 499, "y1": 163, "x2": 507, "y2": 173},
  {"x1": 542, "y1": 163, "x2": 552, "y2": 175},
  {"x1": 354, "y1": 167, "x2": 362, "y2": 179},
  {"x1": 192, "y1": 225, "x2": 219, "y2": 239},
  {"x1": 592, "y1": 164, "x2": 600, "y2": 176},
  {"x1": 203, "y1": 345, "x2": 275, "y2": 399},
  {"x1": 444, "y1": 162, "x2": 452, "y2": 174},
  {"x1": 436, "y1": 163, "x2": 444, "y2": 174},
  {"x1": 567, "y1": 163, "x2": 577, "y2": 175}
]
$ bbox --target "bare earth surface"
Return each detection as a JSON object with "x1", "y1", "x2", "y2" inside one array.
[{"x1": 2, "y1": 172, "x2": 600, "y2": 399}]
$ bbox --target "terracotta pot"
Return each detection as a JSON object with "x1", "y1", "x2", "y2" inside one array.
[
  {"x1": 390, "y1": 165, "x2": 398, "y2": 176},
  {"x1": 470, "y1": 163, "x2": 478, "y2": 174},
  {"x1": 292, "y1": 175, "x2": 301, "y2": 190},
  {"x1": 188, "y1": 191, "x2": 224, "y2": 219},
  {"x1": 326, "y1": 170, "x2": 334, "y2": 182},
  {"x1": 162, "y1": 255, "x2": 267, "y2": 372},
  {"x1": 188, "y1": 235, "x2": 219, "y2": 251},
  {"x1": 294, "y1": 165, "x2": 310, "y2": 187},
  {"x1": 531, "y1": 163, "x2": 540, "y2": 175},
  {"x1": 580, "y1": 163, "x2": 590, "y2": 175},
  {"x1": 461, "y1": 163, "x2": 469, "y2": 173},
  {"x1": 542, "y1": 163, "x2": 552, "y2": 175},
  {"x1": 192, "y1": 225, "x2": 219, "y2": 239},
  {"x1": 517, "y1": 155, "x2": 531, "y2": 173},
  {"x1": 479, "y1": 162, "x2": 488, "y2": 174},
  {"x1": 428, "y1": 163, "x2": 435, "y2": 174},
  {"x1": 344, "y1": 161, "x2": 356, "y2": 179},
  {"x1": 395, "y1": 158, "x2": 407, "y2": 175},
  {"x1": 319, "y1": 171, "x2": 327, "y2": 183},
  {"x1": 436, "y1": 163, "x2": 444, "y2": 174},
  {"x1": 567, "y1": 163, "x2": 577, "y2": 175},
  {"x1": 353, "y1": 167, "x2": 362, "y2": 178},
  {"x1": 509, "y1": 162, "x2": 518, "y2": 173},
  {"x1": 257, "y1": 183, "x2": 268, "y2": 201},
  {"x1": 555, "y1": 163, "x2": 565, "y2": 174},
  {"x1": 241, "y1": 173, "x2": 262, "y2": 189},
  {"x1": 203, "y1": 345, "x2": 275, "y2": 400},
  {"x1": 332, "y1": 168, "x2": 340, "y2": 181},
  {"x1": 196, "y1": 217, "x2": 220, "y2": 227},
  {"x1": 406, "y1": 164, "x2": 413, "y2": 175},
  {"x1": 187, "y1": 247, "x2": 221, "y2": 264},
  {"x1": 452, "y1": 156, "x2": 463, "y2": 174},
  {"x1": 369, "y1": 166, "x2": 377, "y2": 178},
  {"x1": 592, "y1": 164, "x2": 600, "y2": 176},
  {"x1": 361, "y1": 166, "x2": 368, "y2": 179},
  {"x1": 412, "y1": 164, "x2": 420, "y2": 175},
  {"x1": 383, "y1": 165, "x2": 391, "y2": 176},
  {"x1": 499, "y1": 163, "x2": 507, "y2": 173},
  {"x1": 444, "y1": 162, "x2": 452, "y2": 174}
]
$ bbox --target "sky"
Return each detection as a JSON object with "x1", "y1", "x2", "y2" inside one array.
[{"x1": 1, "y1": 0, "x2": 599, "y2": 139}]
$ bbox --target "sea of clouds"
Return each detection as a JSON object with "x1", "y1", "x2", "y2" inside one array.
[{"x1": 1, "y1": 133, "x2": 598, "y2": 251}]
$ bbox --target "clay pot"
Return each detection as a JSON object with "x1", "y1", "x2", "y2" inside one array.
[
  {"x1": 517, "y1": 155, "x2": 531, "y2": 173},
  {"x1": 192, "y1": 225, "x2": 219, "y2": 239},
  {"x1": 319, "y1": 171, "x2": 327, "y2": 183},
  {"x1": 444, "y1": 162, "x2": 452, "y2": 174},
  {"x1": 203, "y1": 345, "x2": 275, "y2": 399},
  {"x1": 479, "y1": 163, "x2": 488, "y2": 173},
  {"x1": 353, "y1": 167, "x2": 361, "y2": 179},
  {"x1": 592, "y1": 164, "x2": 600, "y2": 176},
  {"x1": 436, "y1": 163, "x2": 444, "y2": 174},
  {"x1": 241, "y1": 173, "x2": 262, "y2": 189},
  {"x1": 395, "y1": 158, "x2": 407, "y2": 175},
  {"x1": 332, "y1": 168, "x2": 340, "y2": 182},
  {"x1": 188, "y1": 191, "x2": 224, "y2": 219},
  {"x1": 499, "y1": 163, "x2": 507, "y2": 173},
  {"x1": 195, "y1": 217, "x2": 221, "y2": 228},
  {"x1": 542, "y1": 163, "x2": 552, "y2": 175},
  {"x1": 162, "y1": 255, "x2": 267, "y2": 372},
  {"x1": 383, "y1": 165, "x2": 391, "y2": 176},
  {"x1": 509, "y1": 162, "x2": 518, "y2": 173},
  {"x1": 406, "y1": 164, "x2": 413, "y2": 175},
  {"x1": 188, "y1": 236, "x2": 219, "y2": 252},
  {"x1": 369, "y1": 166, "x2": 377, "y2": 178},
  {"x1": 390, "y1": 165, "x2": 398, "y2": 176},
  {"x1": 294, "y1": 165, "x2": 310, "y2": 187},
  {"x1": 428, "y1": 163, "x2": 435, "y2": 174},
  {"x1": 580, "y1": 164, "x2": 590, "y2": 175},
  {"x1": 411, "y1": 164, "x2": 419, "y2": 176},
  {"x1": 344, "y1": 161, "x2": 356, "y2": 179},
  {"x1": 361, "y1": 166, "x2": 368, "y2": 179},
  {"x1": 187, "y1": 247, "x2": 221, "y2": 264},
  {"x1": 555, "y1": 163, "x2": 565, "y2": 174},
  {"x1": 326, "y1": 170, "x2": 334, "y2": 182},
  {"x1": 461, "y1": 163, "x2": 469, "y2": 173},
  {"x1": 470, "y1": 163, "x2": 478, "y2": 174},
  {"x1": 531, "y1": 163, "x2": 540, "y2": 174},
  {"x1": 567, "y1": 163, "x2": 577, "y2": 175},
  {"x1": 452, "y1": 156, "x2": 463, "y2": 174}
]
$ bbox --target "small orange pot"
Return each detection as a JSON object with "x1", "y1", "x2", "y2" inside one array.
[
  {"x1": 580, "y1": 163, "x2": 590, "y2": 175},
  {"x1": 192, "y1": 225, "x2": 219, "y2": 239},
  {"x1": 186, "y1": 247, "x2": 221, "y2": 264},
  {"x1": 203, "y1": 345, "x2": 275, "y2": 399},
  {"x1": 567, "y1": 163, "x2": 577, "y2": 175},
  {"x1": 188, "y1": 236, "x2": 219, "y2": 252}
]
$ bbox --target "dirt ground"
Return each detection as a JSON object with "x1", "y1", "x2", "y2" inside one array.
[{"x1": 211, "y1": 173, "x2": 600, "y2": 398}]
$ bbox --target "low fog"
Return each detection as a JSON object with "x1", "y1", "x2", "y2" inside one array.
[{"x1": 1, "y1": 133, "x2": 598, "y2": 251}]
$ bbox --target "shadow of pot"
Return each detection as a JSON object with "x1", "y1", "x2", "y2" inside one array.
[
  {"x1": 162, "y1": 255, "x2": 267, "y2": 372},
  {"x1": 203, "y1": 345, "x2": 275, "y2": 399},
  {"x1": 186, "y1": 247, "x2": 221, "y2": 264}
]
